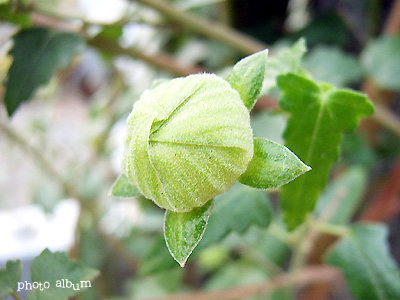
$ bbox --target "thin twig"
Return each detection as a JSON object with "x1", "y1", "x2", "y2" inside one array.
[
  {"x1": 371, "y1": 102, "x2": 400, "y2": 138},
  {"x1": 0, "y1": 120, "x2": 77, "y2": 198},
  {"x1": 138, "y1": 266, "x2": 340, "y2": 300},
  {"x1": 87, "y1": 36, "x2": 205, "y2": 77},
  {"x1": 132, "y1": 0, "x2": 267, "y2": 55},
  {"x1": 16, "y1": 2, "x2": 206, "y2": 77}
]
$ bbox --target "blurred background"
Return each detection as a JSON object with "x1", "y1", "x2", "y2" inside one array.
[{"x1": 1, "y1": 0, "x2": 400, "y2": 299}]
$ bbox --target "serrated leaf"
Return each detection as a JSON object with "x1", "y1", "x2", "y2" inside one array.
[
  {"x1": 262, "y1": 38, "x2": 307, "y2": 95},
  {"x1": 27, "y1": 249, "x2": 99, "y2": 300},
  {"x1": 239, "y1": 138, "x2": 310, "y2": 189},
  {"x1": 361, "y1": 34, "x2": 400, "y2": 91},
  {"x1": 226, "y1": 49, "x2": 268, "y2": 110},
  {"x1": 278, "y1": 73, "x2": 374, "y2": 230},
  {"x1": 325, "y1": 223, "x2": 400, "y2": 300},
  {"x1": 4, "y1": 28, "x2": 85, "y2": 116},
  {"x1": 164, "y1": 200, "x2": 213, "y2": 267},
  {"x1": 303, "y1": 45, "x2": 362, "y2": 86},
  {"x1": 201, "y1": 184, "x2": 272, "y2": 246},
  {"x1": 110, "y1": 173, "x2": 140, "y2": 198},
  {"x1": 314, "y1": 167, "x2": 367, "y2": 225},
  {"x1": 0, "y1": 260, "x2": 22, "y2": 298}
]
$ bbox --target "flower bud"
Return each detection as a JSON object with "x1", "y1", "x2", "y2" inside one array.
[{"x1": 122, "y1": 74, "x2": 253, "y2": 212}]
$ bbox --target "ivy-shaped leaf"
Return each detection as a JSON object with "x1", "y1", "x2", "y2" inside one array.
[
  {"x1": 27, "y1": 249, "x2": 99, "y2": 300},
  {"x1": 201, "y1": 184, "x2": 272, "y2": 246},
  {"x1": 226, "y1": 49, "x2": 268, "y2": 110},
  {"x1": 4, "y1": 28, "x2": 85, "y2": 116},
  {"x1": 110, "y1": 174, "x2": 140, "y2": 198},
  {"x1": 278, "y1": 73, "x2": 373, "y2": 230},
  {"x1": 164, "y1": 200, "x2": 213, "y2": 267},
  {"x1": 325, "y1": 223, "x2": 400, "y2": 300},
  {"x1": 0, "y1": 260, "x2": 22, "y2": 298},
  {"x1": 238, "y1": 138, "x2": 310, "y2": 189}
]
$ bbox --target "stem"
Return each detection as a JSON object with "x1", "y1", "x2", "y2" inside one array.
[
  {"x1": 87, "y1": 36, "x2": 205, "y2": 77},
  {"x1": 11, "y1": 291, "x2": 23, "y2": 300},
  {"x1": 372, "y1": 102, "x2": 400, "y2": 138},
  {"x1": 132, "y1": 0, "x2": 267, "y2": 55},
  {"x1": 16, "y1": 2, "x2": 205, "y2": 76},
  {"x1": 0, "y1": 121, "x2": 77, "y2": 198},
  {"x1": 312, "y1": 221, "x2": 349, "y2": 237},
  {"x1": 288, "y1": 219, "x2": 319, "y2": 273},
  {"x1": 141, "y1": 266, "x2": 340, "y2": 300}
]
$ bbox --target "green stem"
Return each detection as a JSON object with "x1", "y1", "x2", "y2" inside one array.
[
  {"x1": 312, "y1": 220, "x2": 349, "y2": 237},
  {"x1": 288, "y1": 219, "x2": 317, "y2": 273},
  {"x1": 133, "y1": 0, "x2": 266, "y2": 55}
]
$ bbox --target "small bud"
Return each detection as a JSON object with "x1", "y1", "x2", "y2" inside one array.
[{"x1": 122, "y1": 74, "x2": 253, "y2": 212}]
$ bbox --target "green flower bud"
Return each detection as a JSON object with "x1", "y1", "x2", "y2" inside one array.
[{"x1": 122, "y1": 74, "x2": 253, "y2": 212}]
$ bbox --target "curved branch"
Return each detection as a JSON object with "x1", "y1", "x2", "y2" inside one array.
[
  {"x1": 132, "y1": 0, "x2": 267, "y2": 55},
  {"x1": 140, "y1": 266, "x2": 341, "y2": 300},
  {"x1": 87, "y1": 36, "x2": 206, "y2": 77}
]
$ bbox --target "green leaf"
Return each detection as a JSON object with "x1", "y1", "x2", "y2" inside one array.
[
  {"x1": 205, "y1": 261, "x2": 266, "y2": 291},
  {"x1": 140, "y1": 235, "x2": 177, "y2": 275},
  {"x1": 27, "y1": 249, "x2": 99, "y2": 300},
  {"x1": 126, "y1": 268, "x2": 183, "y2": 299},
  {"x1": 97, "y1": 25, "x2": 123, "y2": 42},
  {"x1": 110, "y1": 174, "x2": 140, "y2": 198},
  {"x1": 361, "y1": 34, "x2": 400, "y2": 91},
  {"x1": 314, "y1": 167, "x2": 367, "y2": 225},
  {"x1": 239, "y1": 138, "x2": 310, "y2": 189},
  {"x1": 303, "y1": 45, "x2": 362, "y2": 86},
  {"x1": 5, "y1": 28, "x2": 85, "y2": 116},
  {"x1": 226, "y1": 49, "x2": 268, "y2": 110},
  {"x1": 325, "y1": 223, "x2": 400, "y2": 300},
  {"x1": 278, "y1": 73, "x2": 374, "y2": 230},
  {"x1": 201, "y1": 184, "x2": 272, "y2": 246},
  {"x1": 164, "y1": 200, "x2": 214, "y2": 267},
  {"x1": 0, "y1": 260, "x2": 22, "y2": 298},
  {"x1": 262, "y1": 38, "x2": 307, "y2": 95},
  {"x1": 0, "y1": 4, "x2": 31, "y2": 27}
]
